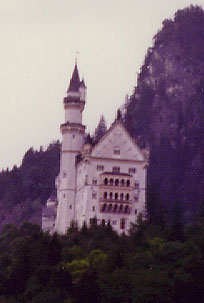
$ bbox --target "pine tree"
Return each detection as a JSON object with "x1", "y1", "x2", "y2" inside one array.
[{"x1": 93, "y1": 115, "x2": 107, "y2": 144}]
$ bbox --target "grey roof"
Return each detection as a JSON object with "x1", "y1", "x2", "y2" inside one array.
[{"x1": 67, "y1": 64, "x2": 81, "y2": 93}]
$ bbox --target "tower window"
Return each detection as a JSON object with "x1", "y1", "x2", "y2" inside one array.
[
  {"x1": 112, "y1": 167, "x2": 120, "y2": 173},
  {"x1": 63, "y1": 172, "x2": 67, "y2": 178}
]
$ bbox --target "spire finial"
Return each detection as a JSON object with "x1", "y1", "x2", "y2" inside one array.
[{"x1": 75, "y1": 51, "x2": 79, "y2": 65}]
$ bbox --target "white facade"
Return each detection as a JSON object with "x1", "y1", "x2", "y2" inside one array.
[
  {"x1": 75, "y1": 122, "x2": 148, "y2": 234},
  {"x1": 43, "y1": 64, "x2": 148, "y2": 235}
]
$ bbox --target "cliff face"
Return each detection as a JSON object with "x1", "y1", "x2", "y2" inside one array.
[{"x1": 125, "y1": 6, "x2": 204, "y2": 219}]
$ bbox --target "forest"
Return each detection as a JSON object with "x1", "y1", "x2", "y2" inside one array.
[{"x1": 1, "y1": 215, "x2": 204, "y2": 303}]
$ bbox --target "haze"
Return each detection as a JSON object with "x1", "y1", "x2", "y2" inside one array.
[{"x1": 0, "y1": 0, "x2": 203, "y2": 169}]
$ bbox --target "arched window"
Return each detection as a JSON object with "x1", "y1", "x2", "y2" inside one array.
[
  {"x1": 110, "y1": 179, "x2": 113, "y2": 186},
  {"x1": 119, "y1": 205, "x2": 123, "y2": 212},
  {"x1": 104, "y1": 192, "x2": 108, "y2": 199},
  {"x1": 125, "y1": 205, "x2": 129, "y2": 213},
  {"x1": 127, "y1": 180, "x2": 130, "y2": 187},
  {"x1": 121, "y1": 179, "x2": 125, "y2": 186},
  {"x1": 108, "y1": 204, "x2": 112, "y2": 212},
  {"x1": 115, "y1": 193, "x2": 118, "y2": 200},
  {"x1": 120, "y1": 193, "x2": 124, "y2": 200},
  {"x1": 102, "y1": 204, "x2": 107, "y2": 212},
  {"x1": 110, "y1": 192, "x2": 113, "y2": 200},
  {"x1": 126, "y1": 193, "x2": 129, "y2": 201},
  {"x1": 113, "y1": 204, "x2": 118, "y2": 213},
  {"x1": 115, "y1": 179, "x2": 119, "y2": 186},
  {"x1": 104, "y1": 178, "x2": 108, "y2": 185}
]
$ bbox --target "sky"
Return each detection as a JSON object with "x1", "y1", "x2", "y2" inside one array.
[{"x1": 0, "y1": 0, "x2": 203, "y2": 170}]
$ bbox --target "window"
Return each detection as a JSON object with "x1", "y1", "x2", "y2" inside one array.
[
  {"x1": 113, "y1": 204, "x2": 118, "y2": 212},
  {"x1": 112, "y1": 167, "x2": 120, "y2": 173},
  {"x1": 120, "y1": 218, "x2": 125, "y2": 229},
  {"x1": 104, "y1": 192, "x2": 108, "y2": 199},
  {"x1": 102, "y1": 204, "x2": 107, "y2": 212},
  {"x1": 92, "y1": 206, "x2": 95, "y2": 211},
  {"x1": 112, "y1": 220, "x2": 117, "y2": 225},
  {"x1": 72, "y1": 135, "x2": 75, "y2": 139},
  {"x1": 121, "y1": 179, "x2": 125, "y2": 186},
  {"x1": 135, "y1": 182, "x2": 139, "y2": 189},
  {"x1": 126, "y1": 193, "x2": 129, "y2": 201},
  {"x1": 135, "y1": 209, "x2": 138, "y2": 215},
  {"x1": 114, "y1": 147, "x2": 120, "y2": 155},
  {"x1": 63, "y1": 193, "x2": 66, "y2": 198},
  {"x1": 85, "y1": 175, "x2": 88, "y2": 185},
  {"x1": 63, "y1": 172, "x2": 67, "y2": 178},
  {"x1": 104, "y1": 178, "x2": 108, "y2": 185},
  {"x1": 110, "y1": 179, "x2": 113, "y2": 186},
  {"x1": 108, "y1": 204, "x2": 112, "y2": 212},
  {"x1": 69, "y1": 205, "x2": 72, "y2": 209},
  {"x1": 127, "y1": 180, "x2": 130, "y2": 187},
  {"x1": 115, "y1": 179, "x2": 119, "y2": 186},
  {"x1": 120, "y1": 193, "x2": 124, "y2": 200},
  {"x1": 115, "y1": 193, "x2": 118, "y2": 200},
  {"x1": 129, "y1": 168, "x2": 136, "y2": 174},
  {"x1": 92, "y1": 192, "x2": 97, "y2": 199},
  {"x1": 92, "y1": 178, "x2": 97, "y2": 185},
  {"x1": 97, "y1": 165, "x2": 104, "y2": 171},
  {"x1": 125, "y1": 206, "x2": 129, "y2": 213},
  {"x1": 134, "y1": 196, "x2": 139, "y2": 202}
]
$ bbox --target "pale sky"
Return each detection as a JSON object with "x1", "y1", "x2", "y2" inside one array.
[{"x1": 0, "y1": 0, "x2": 203, "y2": 170}]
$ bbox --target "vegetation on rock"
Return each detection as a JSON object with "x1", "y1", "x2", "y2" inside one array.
[{"x1": 125, "y1": 5, "x2": 204, "y2": 220}]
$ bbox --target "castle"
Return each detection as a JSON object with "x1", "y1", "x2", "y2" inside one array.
[{"x1": 42, "y1": 64, "x2": 148, "y2": 235}]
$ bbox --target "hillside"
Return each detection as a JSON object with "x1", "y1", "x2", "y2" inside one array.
[
  {"x1": 125, "y1": 5, "x2": 204, "y2": 220},
  {"x1": 0, "y1": 142, "x2": 60, "y2": 229}
]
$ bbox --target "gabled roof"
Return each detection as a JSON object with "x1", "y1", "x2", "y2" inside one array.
[
  {"x1": 90, "y1": 120, "x2": 148, "y2": 162},
  {"x1": 67, "y1": 64, "x2": 81, "y2": 93}
]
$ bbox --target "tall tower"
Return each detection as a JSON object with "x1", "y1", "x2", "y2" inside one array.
[{"x1": 55, "y1": 64, "x2": 86, "y2": 233}]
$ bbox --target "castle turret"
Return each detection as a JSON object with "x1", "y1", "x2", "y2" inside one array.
[{"x1": 55, "y1": 64, "x2": 86, "y2": 233}]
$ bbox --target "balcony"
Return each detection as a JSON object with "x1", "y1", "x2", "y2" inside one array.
[{"x1": 100, "y1": 202, "x2": 131, "y2": 214}]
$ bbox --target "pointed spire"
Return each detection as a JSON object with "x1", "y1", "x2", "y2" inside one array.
[
  {"x1": 80, "y1": 78, "x2": 86, "y2": 88},
  {"x1": 67, "y1": 63, "x2": 81, "y2": 93}
]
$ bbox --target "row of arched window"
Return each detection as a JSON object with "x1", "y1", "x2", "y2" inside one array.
[
  {"x1": 104, "y1": 178, "x2": 130, "y2": 187},
  {"x1": 101, "y1": 203, "x2": 130, "y2": 214},
  {"x1": 104, "y1": 192, "x2": 130, "y2": 201}
]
